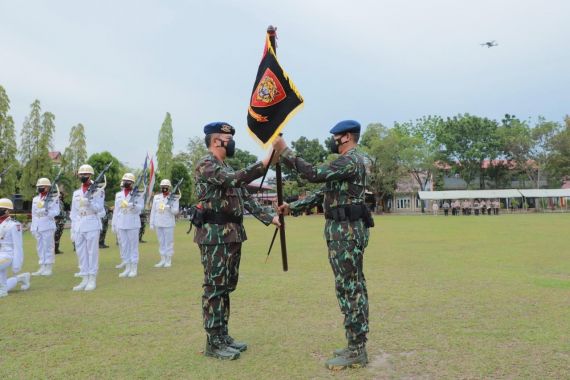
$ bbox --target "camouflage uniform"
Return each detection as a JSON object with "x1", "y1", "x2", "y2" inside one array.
[
  {"x1": 54, "y1": 207, "x2": 66, "y2": 254},
  {"x1": 281, "y1": 146, "x2": 370, "y2": 350},
  {"x1": 99, "y1": 206, "x2": 110, "y2": 248},
  {"x1": 139, "y1": 210, "x2": 148, "y2": 243},
  {"x1": 194, "y1": 153, "x2": 275, "y2": 339}
]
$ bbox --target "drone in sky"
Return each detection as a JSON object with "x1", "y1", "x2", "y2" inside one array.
[{"x1": 480, "y1": 40, "x2": 498, "y2": 48}]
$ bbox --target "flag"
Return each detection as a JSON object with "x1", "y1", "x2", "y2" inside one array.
[
  {"x1": 247, "y1": 33, "x2": 303, "y2": 147},
  {"x1": 146, "y1": 156, "x2": 156, "y2": 209},
  {"x1": 140, "y1": 154, "x2": 149, "y2": 207}
]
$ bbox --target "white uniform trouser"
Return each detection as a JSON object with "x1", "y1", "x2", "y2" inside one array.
[
  {"x1": 156, "y1": 227, "x2": 174, "y2": 257},
  {"x1": 75, "y1": 230, "x2": 99, "y2": 276},
  {"x1": 33, "y1": 229, "x2": 55, "y2": 265},
  {"x1": 0, "y1": 259, "x2": 18, "y2": 292},
  {"x1": 118, "y1": 229, "x2": 139, "y2": 264}
]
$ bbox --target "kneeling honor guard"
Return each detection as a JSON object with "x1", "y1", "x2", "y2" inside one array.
[
  {"x1": 149, "y1": 179, "x2": 180, "y2": 268},
  {"x1": 0, "y1": 198, "x2": 31, "y2": 298}
]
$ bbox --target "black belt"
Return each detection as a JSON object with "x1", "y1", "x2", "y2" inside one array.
[
  {"x1": 325, "y1": 204, "x2": 366, "y2": 222},
  {"x1": 203, "y1": 211, "x2": 243, "y2": 225}
]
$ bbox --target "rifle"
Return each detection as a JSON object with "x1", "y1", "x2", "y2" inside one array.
[
  {"x1": 128, "y1": 167, "x2": 147, "y2": 204},
  {"x1": 44, "y1": 168, "x2": 63, "y2": 208},
  {"x1": 166, "y1": 178, "x2": 184, "y2": 207},
  {"x1": 86, "y1": 162, "x2": 113, "y2": 199}
]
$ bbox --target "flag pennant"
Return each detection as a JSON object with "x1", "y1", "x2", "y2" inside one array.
[{"x1": 247, "y1": 34, "x2": 303, "y2": 147}]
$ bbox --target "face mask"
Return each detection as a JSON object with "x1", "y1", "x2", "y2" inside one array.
[
  {"x1": 123, "y1": 182, "x2": 132, "y2": 189},
  {"x1": 38, "y1": 187, "x2": 46, "y2": 194},
  {"x1": 161, "y1": 187, "x2": 169, "y2": 194},
  {"x1": 329, "y1": 135, "x2": 346, "y2": 154},
  {"x1": 218, "y1": 138, "x2": 236, "y2": 157},
  {"x1": 80, "y1": 176, "x2": 90, "y2": 184},
  {"x1": 0, "y1": 209, "x2": 7, "y2": 217}
]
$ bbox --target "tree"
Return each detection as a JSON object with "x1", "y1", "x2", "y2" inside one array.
[
  {"x1": 530, "y1": 117, "x2": 559, "y2": 188},
  {"x1": 157, "y1": 112, "x2": 174, "y2": 179},
  {"x1": 360, "y1": 123, "x2": 405, "y2": 212},
  {"x1": 62, "y1": 123, "x2": 88, "y2": 176},
  {"x1": 87, "y1": 151, "x2": 124, "y2": 202},
  {"x1": 281, "y1": 136, "x2": 328, "y2": 196},
  {"x1": 19, "y1": 100, "x2": 56, "y2": 198},
  {"x1": 186, "y1": 136, "x2": 208, "y2": 171},
  {"x1": 225, "y1": 148, "x2": 257, "y2": 170},
  {"x1": 0, "y1": 85, "x2": 19, "y2": 197},
  {"x1": 171, "y1": 162, "x2": 193, "y2": 205},
  {"x1": 435, "y1": 114, "x2": 501, "y2": 189},
  {"x1": 546, "y1": 116, "x2": 570, "y2": 186},
  {"x1": 393, "y1": 115, "x2": 443, "y2": 212}
]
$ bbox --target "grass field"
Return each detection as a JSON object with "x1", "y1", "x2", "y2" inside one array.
[{"x1": 1, "y1": 214, "x2": 569, "y2": 379}]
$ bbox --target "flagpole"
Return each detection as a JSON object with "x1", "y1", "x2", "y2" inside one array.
[{"x1": 267, "y1": 25, "x2": 288, "y2": 272}]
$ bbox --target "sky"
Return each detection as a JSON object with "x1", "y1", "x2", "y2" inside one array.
[{"x1": 1, "y1": 0, "x2": 569, "y2": 167}]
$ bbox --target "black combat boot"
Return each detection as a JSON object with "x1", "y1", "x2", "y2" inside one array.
[
  {"x1": 205, "y1": 335, "x2": 240, "y2": 360},
  {"x1": 222, "y1": 326, "x2": 248, "y2": 352},
  {"x1": 325, "y1": 345, "x2": 368, "y2": 370},
  {"x1": 55, "y1": 243, "x2": 63, "y2": 254}
]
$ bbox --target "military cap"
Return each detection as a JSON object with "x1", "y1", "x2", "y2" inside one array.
[
  {"x1": 203, "y1": 122, "x2": 235, "y2": 136},
  {"x1": 329, "y1": 120, "x2": 361, "y2": 134}
]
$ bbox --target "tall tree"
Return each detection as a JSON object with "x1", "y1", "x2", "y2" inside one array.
[
  {"x1": 62, "y1": 124, "x2": 88, "y2": 175},
  {"x1": 157, "y1": 112, "x2": 174, "y2": 179},
  {"x1": 529, "y1": 117, "x2": 559, "y2": 188},
  {"x1": 360, "y1": 123, "x2": 405, "y2": 212},
  {"x1": 394, "y1": 115, "x2": 443, "y2": 212},
  {"x1": 435, "y1": 114, "x2": 501, "y2": 189},
  {"x1": 186, "y1": 136, "x2": 208, "y2": 171},
  {"x1": 0, "y1": 85, "x2": 19, "y2": 196},
  {"x1": 546, "y1": 116, "x2": 570, "y2": 186},
  {"x1": 87, "y1": 151, "x2": 124, "y2": 202},
  {"x1": 19, "y1": 100, "x2": 56, "y2": 198}
]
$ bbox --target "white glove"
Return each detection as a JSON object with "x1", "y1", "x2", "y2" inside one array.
[{"x1": 149, "y1": 224, "x2": 155, "y2": 230}]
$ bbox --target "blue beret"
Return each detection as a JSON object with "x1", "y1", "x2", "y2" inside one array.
[
  {"x1": 329, "y1": 120, "x2": 361, "y2": 135},
  {"x1": 203, "y1": 122, "x2": 235, "y2": 135}
]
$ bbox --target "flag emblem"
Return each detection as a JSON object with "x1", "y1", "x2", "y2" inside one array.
[{"x1": 251, "y1": 69, "x2": 286, "y2": 108}]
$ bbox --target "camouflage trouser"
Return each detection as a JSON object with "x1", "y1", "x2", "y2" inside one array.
[
  {"x1": 327, "y1": 240, "x2": 369, "y2": 347},
  {"x1": 199, "y1": 243, "x2": 242, "y2": 336},
  {"x1": 54, "y1": 221, "x2": 65, "y2": 248},
  {"x1": 139, "y1": 221, "x2": 146, "y2": 242},
  {"x1": 99, "y1": 218, "x2": 108, "y2": 245}
]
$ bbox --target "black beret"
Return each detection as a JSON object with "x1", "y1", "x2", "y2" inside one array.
[
  {"x1": 203, "y1": 122, "x2": 235, "y2": 135},
  {"x1": 329, "y1": 120, "x2": 361, "y2": 134}
]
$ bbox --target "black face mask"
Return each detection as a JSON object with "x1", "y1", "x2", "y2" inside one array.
[
  {"x1": 219, "y1": 139, "x2": 236, "y2": 157},
  {"x1": 161, "y1": 187, "x2": 169, "y2": 194},
  {"x1": 37, "y1": 187, "x2": 46, "y2": 194},
  {"x1": 0, "y1": 209, "x2": 7, "y2": 217},
  {"x1": 123, "y1": 182, "x2": 132, "y2": 189},
  {"x1": 329, "y1": 135, "x2": 346, "y2": 154},
  {"x1": 80, "y1": 176, "x2": 90, "y2": 184}
]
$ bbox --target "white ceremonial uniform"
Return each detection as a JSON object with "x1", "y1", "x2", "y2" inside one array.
[
  {"x1": 70, "y1": 185, "x2": 105, "y2": 276},
  {"x1": 149, "y1": 192, "x2": 179, "y2": 259},
  {"x1": 0, "y1": 216, "x2": 27, "y2": 296},
  {"x1": 112, "y1": 189, "x2": 144, "y2": 265},
  {"x1": 31, "y1": 193, "x2": 60, "y2": 266}
]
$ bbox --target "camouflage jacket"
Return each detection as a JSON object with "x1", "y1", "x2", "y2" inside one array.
[
  {"x1": 281, "y1": 147, "x2": 369, "y2": 246},
  {"x1": 193, "y1": 153, "x2": 275, "y2": 245}
]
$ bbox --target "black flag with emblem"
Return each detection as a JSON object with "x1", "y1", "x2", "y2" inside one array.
[{"x1": 247, "y1": 33, "x2": 303, "y2": 147}]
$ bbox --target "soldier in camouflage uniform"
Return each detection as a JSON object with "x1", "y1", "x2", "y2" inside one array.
[
  {"x1": 54, "y1": 193, "x2": 66, "y2": 254},
  {"x1": 139, "y1": 210, "x2": 148, "y2": 243},
  {"x1": 273, "y1": 120, "x2": 372, "y2": 370},
  {"x1": 99, "y1": 205, "x2": 110, "y2": 248},
  {"x1": 193, "y1": 122, "x2": 280, "y2": 360}
]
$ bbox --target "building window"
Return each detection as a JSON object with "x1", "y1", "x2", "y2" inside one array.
[{"x1": 397, "y1": 197, "x2": 411, "y2": 209}]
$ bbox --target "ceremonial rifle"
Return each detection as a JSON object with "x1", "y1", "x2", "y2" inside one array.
[
  {"x1": 128, "y1": 165, "x2": 148, "y2": 204},
  {"x1": 167, "y1": 178, "x2": 184, "y2": 207},
  {"x1": 86, "y1": 162, "x2": 113, "y2": 199},
  {"x1": 44, "y1": 168, "x2": 63, "y2": 208}
]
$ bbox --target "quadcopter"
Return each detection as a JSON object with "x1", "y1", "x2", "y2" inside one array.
[{"x1": 480, "y1": 40, "x2": 498, "y2": 48}]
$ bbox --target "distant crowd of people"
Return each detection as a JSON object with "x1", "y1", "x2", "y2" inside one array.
[{"x1": 432, "y1": 199, "x2": 501, "y2": 216}]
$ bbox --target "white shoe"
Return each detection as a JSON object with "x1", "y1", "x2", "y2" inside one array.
[
  {"x1": 73, "y1": 276, "x2": 89, "y2": 291},
  {"x1": 119, "y1": 263, "x2": 131, "y2": 278},
  {"x1": 128, "y1": 263, "x2": 138, "y2": 278},
  {"x1": 74, "y1": 272, "x2": 85, "y2": 278},
  {"x1": 154, "y1": 256, "x2": 166, "y2": 268},
  {"x1": 41, "y1": 264, "x2": 53, "y2": 276},
  {"x1": 17, "y1": 273, "x2": 31, "y2": 291},
  {"x1": 32, "y1": 265, "x2": 45, "y2": 276},
  {"x1": 84, "y1": 275, "x2": 96, "y2": 291},
  {"x1": 115, "y1": 261, "x2": 127, "y2": 269},
  {"x1": 164, "y1": 256, "x2": 172, "y2": 268}
]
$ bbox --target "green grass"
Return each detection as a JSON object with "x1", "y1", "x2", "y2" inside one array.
[{"x1": 1, "y1": 214, "x2": 569, "y2": 379}]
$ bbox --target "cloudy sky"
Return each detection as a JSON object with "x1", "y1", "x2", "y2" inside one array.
[{"x1": 1, "y1": 0, "x2": 569, "y2": 166}]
